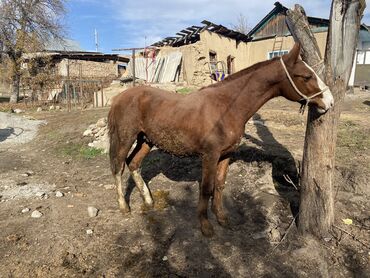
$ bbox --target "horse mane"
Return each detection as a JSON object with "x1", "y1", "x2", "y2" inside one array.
[{"x1": 200, "y1": 57, "x2": 279, "y2": 90}]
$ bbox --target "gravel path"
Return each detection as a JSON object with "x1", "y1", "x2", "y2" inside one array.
[{"x1": 0, "y1": 112, "x2": 46, "y2": 147}]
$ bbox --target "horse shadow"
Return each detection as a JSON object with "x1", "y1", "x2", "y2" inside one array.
[
  {"x1": 116, "y1": 176, "x2": 297, "y2": 277},
  {"x1": 363, "y1": 100, "x2": 370, "y2": 106},
  {"x1": 239, "y1": 113, "x2": 300, "y2": 216},
  {"x1": 0, "y1": 127, "x2": 15, "y2": 143},
  {"x1": 115, "y1": 113, "x2": 301, "y2": 276}
]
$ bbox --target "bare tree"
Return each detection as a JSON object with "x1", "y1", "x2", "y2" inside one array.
[
  {"x1": 0, "y1": 0, "x2": 66, "y2": 103},
  {"x1": 231, "y1": 13, "x2": 250, "y2": 35},
  {"x1": 286, "y1": 0, "x2": 366, "y2": 238}
]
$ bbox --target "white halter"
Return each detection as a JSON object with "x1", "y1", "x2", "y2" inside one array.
[{"x1": 280, "y1": 57, "x2": 330, "y2": 114}]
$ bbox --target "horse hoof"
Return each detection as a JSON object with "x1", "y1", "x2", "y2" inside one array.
[
  {"x1": 217, "y1": 216, "x2": 229, "y2": 228},
  {"x1": 119, "y1": 206, "x2": 131, "y2": 214},
  {"x1": 201, "y1": 222, "x2": 215, "y2": 237},
  {"x1": 146, "y1": 199, "x2": 154, "y2": 208},
  {"x1": 141, "y1": 202, "x2": 154, "y2": 211}
]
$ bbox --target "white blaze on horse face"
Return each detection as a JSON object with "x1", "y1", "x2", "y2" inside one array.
[
  {"x1": 303, "y1": 61, "x2": 334, "y2": 111},
  {"x1": 131, "y1": 170, "x2": 153, "y2": 206},
  {"x1": 316, "y1": 75, "x2": 334, "y2": 111}
]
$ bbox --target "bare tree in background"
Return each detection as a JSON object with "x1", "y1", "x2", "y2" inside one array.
[
  {"x1": 0, "y1": 0, "x2": 66, "y2": 103},
  {"x1": 231, "y1": 13, "x2": 250, "y2": 35}
]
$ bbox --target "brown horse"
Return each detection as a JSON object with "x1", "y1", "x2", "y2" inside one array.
[{"x1": 108, "y1": 43, "x2": 334, "y2": 237}]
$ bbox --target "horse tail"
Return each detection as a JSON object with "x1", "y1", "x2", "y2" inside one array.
[{"x1": 108, "y1": 105, "x2": 120, "y2": 175}]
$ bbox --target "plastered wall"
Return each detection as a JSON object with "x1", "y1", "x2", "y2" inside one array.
[{"x1": 157, "y1": 31, "x2": 328, "y2": 86}]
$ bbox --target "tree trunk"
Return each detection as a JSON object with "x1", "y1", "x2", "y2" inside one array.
[
  {"x1": 9, "y1": 73, "x2": 20, "y2": 103},
  {"x1": 286, "y1": 0, "x2": 366, "y2": 238}
]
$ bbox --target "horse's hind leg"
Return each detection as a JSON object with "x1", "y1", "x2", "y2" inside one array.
[
  {"x1": 110, "y1": 133, "x2": 136, "y2": 213},
  {"x1": 126, "y1": 134, "x2": 154, "y2": 208},
  {"x1": 211, "y1": 156, "x2": 230, "y2": 227}
]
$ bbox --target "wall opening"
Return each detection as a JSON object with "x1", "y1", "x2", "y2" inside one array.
[{"x1": 227, "y1": 55, "x2": 235, "y2": 74}]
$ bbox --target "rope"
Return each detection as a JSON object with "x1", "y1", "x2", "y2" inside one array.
[{"x1": 280, "y1": 57, "x2": 329, "y2": 114}]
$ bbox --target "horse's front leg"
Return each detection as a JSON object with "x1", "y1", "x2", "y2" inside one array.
[
  {"x1": 211, "y1": 156, "x2": 230, "y2": 227},
  {"x1": 198, "y1": 153, "x2": 219, "y2": 237}
]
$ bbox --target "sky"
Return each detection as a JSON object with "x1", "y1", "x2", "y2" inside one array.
[{"x1": 65, "y1": 0, "x2": 370, "y2": 54}]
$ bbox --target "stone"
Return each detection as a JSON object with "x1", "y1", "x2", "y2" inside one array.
[
  {"x1": 88, "y1": 142, "x2": 94, "y2": 147},
  {"x1": 96, "y1": 118, "x2": 107, "y2": 128},
  {"x1": 162, "y1": 256, "x2": 168, "y2": 261},
  {"x1": 35, "y1": 192, "x2": 45, "y2": 198},
  {"x1": 49, "y1": 105, "x2": 55, "y2": 110},
  {"x1": 16, "y1": 181, "x2": 27, "y2": 186},
  {"x1": 95, "y1": 127, "x2": 107, "y2": 137},
  {"x1": 14, "y1": 109, "x2": 24, "y2": 114},
  {"x1": 26, "y1": 170, "x2": 34, "y2": 176},
  {"x1": 55, "y1": 106, "x2": 61, "y2": 110},
  {"x1": 270, "y1": 228, "x2": 281, "y2": 241},
  {"x1": 31, "y1": 210, "x2": 43, "y2": 218},
  {"x1": 55, "y1": 191, "x2": 64, "y2": 197},
  {"x1": 86, "y1": 229, "x2": 93, "y2": 235},
  {"x1": 21, "y1": 208, "x2": 30, "y2": 213},
  {"x1": 252, "y1": 230, "x2": 269, "y2": 240},
  {"x1": 36, "y1": 107, "x2": 42, "y2": 112},
  {"x1": 87, "y1": 206, "x2": 99, "y2": 217},
  {"x1": 83, "y1": 129, "x2": 93, "y2": 137},
  {"x1": 104, "y1": 184, "x2": 115, "y2": 190}
]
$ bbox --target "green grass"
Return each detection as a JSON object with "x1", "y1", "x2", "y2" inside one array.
[
  {"x1": 58, "y1": 143, "x2": 103, "y2": 159},
  {"x1": 176, "y1": 87, "x2": 194, "y2": 95},
  {"x1": 337, "y1": 126, "x2": 370, "y2": 151}
]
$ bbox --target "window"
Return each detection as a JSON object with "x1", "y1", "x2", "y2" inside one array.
[
  {"x1": 227, "y1": 55, "x2": 235, "y2": 74},
  {"x1": 268, "y1": 50, "x2": 289, "y2": 60},
  {"x1": 357, "y1": 50, "x2": 365, "y2": 64},
  {"x1": 209, "y1": 50, "x2": 217, "y2": 63},
  {"x1": 209, "y1": 50, "x2": 218, "y2": 72}
]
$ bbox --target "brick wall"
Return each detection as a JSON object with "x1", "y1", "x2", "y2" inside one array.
[{"x1": 58, "y1": 59, "x2": 118, "y2": 79}]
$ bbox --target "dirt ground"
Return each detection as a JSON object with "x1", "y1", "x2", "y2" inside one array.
[{"x1": 0, "y1": 90, "x2": 369, "y2": 278}]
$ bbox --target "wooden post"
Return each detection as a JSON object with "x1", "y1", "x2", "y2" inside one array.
[
  {"x1": 286, "y1": 0, "x2": 366, "y2": 237},
  {"x1": 79, "y1": 64, "x2": 83, "y2": 107},
  {"x1": 67, "y1": 62, "x2": 71, "y2": 112},
  {"x1": 132, "y1": 49, "x2": 136, "y2": 87},
  {"x1": 100, "y1": 81, "x2": 104, "y2": 107}
]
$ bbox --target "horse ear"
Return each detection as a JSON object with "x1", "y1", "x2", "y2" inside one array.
[{"x1": 285, "y1": 42, "x2": 301, "y2": 66}]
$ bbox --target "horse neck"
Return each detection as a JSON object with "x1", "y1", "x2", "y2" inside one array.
[{"x1": 219, "y1": 59, "x2": 282, "y2": 124}]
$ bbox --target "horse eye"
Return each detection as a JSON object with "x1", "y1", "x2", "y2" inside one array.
[
  {"x1": 293, "y1": 74, "x2": 312, "y2": 82},
  {"x1": 303, "y1": 75, "x2": 312, "y2": 82}
]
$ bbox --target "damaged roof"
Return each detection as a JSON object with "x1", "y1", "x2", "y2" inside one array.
[{"x1": 152, "y1": 20, "x2": 250, "y2": 47}]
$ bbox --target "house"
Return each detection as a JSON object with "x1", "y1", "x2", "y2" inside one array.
[
  {"x1": 349, "y1": 27, "x2": 370, "y2": 87},
  {"x1": 144, "y1": 2, "x2": 369, "y2": 88},
  {"x1": 23, "y1": 39, "x2": 129, "y2": 79},
  {"x1": 21, "y1": 40, "x2": 129, "y2": 101}
]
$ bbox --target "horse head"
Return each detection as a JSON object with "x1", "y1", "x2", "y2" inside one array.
[{"x1": 280, "y1": 43, "x2": 334, "y2": 114}]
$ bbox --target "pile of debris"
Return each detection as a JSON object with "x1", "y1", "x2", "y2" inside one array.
[{"x1": 83, "y1": 118, "x2": 109, "y2": 153}]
